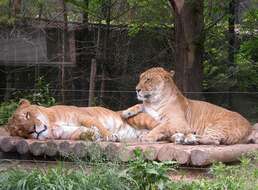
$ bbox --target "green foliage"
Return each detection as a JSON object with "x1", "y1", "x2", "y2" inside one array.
[
  {"x1": 12, "y1": 77, "x2": 56, "y2": 107},
  {"x1": 0, "y1": 164, "x2": 136, "y2": 190},
  {"x1": 20, "y1": 0, "x2": 55, "y2": 19},
  {"x1": 25, "y1": 77, "x2": 56, "y2": 107},
  {"x1": 0, "y1": 77, "x2": 55, "y2": 126},
  {"x1": 203, "y1": 2, "x2": 258, "y2": 93},
  {"x1": 127, "y1": 0, "x2": 172, "y2": 36},
  {"x1": 1, "y1": 153, "x2": 258, "y2": 190},
  {"x1": 167, "y1": 154, "x2": 258, "y2": 190},
  {"x1": 127, "y1": 148, "x2": 177, "y2": 190},
  {"x1": 0, "y1": 101, "x2": 18, "y2": 126},
  {"x1": 127, "y1": 0, "x2": 172, "y2": 24},
  {"x1": 0, "y1": 0, "x2": 14, "y2": 24}
]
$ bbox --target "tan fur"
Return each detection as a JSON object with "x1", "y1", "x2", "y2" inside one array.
[
  {"x1": 125, "y1": 67, "x2": 253, "y2": 145},
  {"x1": 6, "y1": 99, "x2": 158, "y2": 141}
]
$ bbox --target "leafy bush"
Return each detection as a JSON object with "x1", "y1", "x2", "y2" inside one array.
[
  {"x1": 0, "y1": 101, "x2": 18, "y2": 126},
  {"x1": 0, "y1": 163, "x2": 136, "y2": 190},
  {"x1": 1, "y1": 153, "x2": 258, "y2": 190},
  {"x1": 127, "y1": 149, "x2": 177, "y2": 190},
  {"x1": 0, "y1": 77, "x2": 55, "y2": 126},
  {"x1": 167, "y1": 154, "x2": 258, "y2": 190},
  {"x1": 11, "y1": 77, "x2": 56, "y2": 107}
]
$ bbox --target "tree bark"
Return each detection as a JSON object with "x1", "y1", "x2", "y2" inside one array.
[
  {"x1": 60, "y1": 0, "x2": 70, "y2": 103},
  {"x1": 228, "y1": 0, "x2": 237, "y2": 66},
  {"x1": 100, "y1": 0, "x2": 111, "y2": 105},
  {"x1": 169, "y1": 0, "x2": 204, "y2": 99},
  {"x1": 82, "y1": 0, "x2": 89, "y2": 25},
  {"x1": 11, "y1": 0, "x2": 21, "y2": 17},
  {"x1": 88, "y1": 58, "x2": 97, "y2": 106},
  {"x1": 226, "y1": 0, "x2": 238, "y2": 107},
  {"x1": 191, "y1": 144, "x2": 258, "y2": 166}
]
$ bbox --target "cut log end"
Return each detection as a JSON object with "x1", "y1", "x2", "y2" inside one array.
[
  {"x1": 105, "y1": 143, "x2": 121, "y2": 161},
  {"x1": 72, "y1": 142, "x2": 89, "y2": 158},
  {"x1": 87, "y1": 142, "x2": 103, "y2": 160},
  {"x1": 157, "y1": 145, "x2": 175, "y2": 161},
  {"x1": 143, "y1": 146, "x2": 158, "y2": 160},
  {"x1": 45, "y1": 141, "x2": 58, "y2": 157},
  {"x1": 29, "y1": 141, "x2": 46, "y2": 156},
  {"x1": 190, "y1": 150, "x2": 210, "y2": 166},
  {"x1": 0, "y1": 137, "x2": 17, "y2": 152},
  {"x1": 16, "y1": 139, "x2": 29, "y2": 154},
  {"x1": 118, "y1": 147, "x2": 134, "y2": 162},
  {"x1": 59, "y1": 141, "x2": 72, "y2": 157}
]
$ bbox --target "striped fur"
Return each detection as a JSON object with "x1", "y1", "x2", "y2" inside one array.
[{"x1": 6, "y1": 99, "x2": 159, "y2": 141}]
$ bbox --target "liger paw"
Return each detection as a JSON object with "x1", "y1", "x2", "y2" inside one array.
[
  {"x1": 170, "y1": 133, "x2": 185, "y2": 144},
  {"x1": 183, "y1": 133, "x2": 200, "y2": 145}
]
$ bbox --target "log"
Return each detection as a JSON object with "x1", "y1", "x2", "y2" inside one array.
[
  {"x1": 59, "y1": 141, "x2": 72, "y2": 157},
  {"x1": 131, "y1": 144, "x2": 163, "y2": 161},
  {"x1": 72, "y1": 142, "x2": 89, "y2": 158},
  {"x1": 191, "y1": 144, "x2": 258, "y2": 166},
  {"x1": 29, "y1": 141, "x2": 46, "y2": 156},
  {"x1": 0, "y1": 137, "x2": 19, "y2": 152},
  {"x1": 173, "y1": 145, "x2": 195, "y2": 164},
  {"x1": 101, "y1": 142, "x2": 135, "y2": 162},
  {"x1": 104, "y1": 143, "x2": 122, "y2": 161},
  {"x1": 87, "y1": 142, "x2": 104, "y2": 160},
  {"x1": 45, "y1": 140, "x2": 59, "y2": 157},
  {"x1": 16, "y1": 139, "x2": 29, "y2": 154},
  {"x1": 114, "y1": 144, "x2": 162, "y2": 162},
  {"x1": 142, "y1": 146, "x2": 158, "y2": 160},
  {"x1": 173, "y1": 147, "x2": 192, "y2": 164},
  {"x1": 2, "y1": 136, "x2": 258, "y2": 166},
  {"x1": 117, "y1": 146, "x2": 134, "y2": 162},
  {"x1": 157, "y1": 144, "x2": 193, "y2": 164},
  {"x1": 157, "y1": 144, "x2": 176, "y2": 161}
]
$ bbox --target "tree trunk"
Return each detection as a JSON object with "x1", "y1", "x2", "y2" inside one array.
[
  {"x1": 100, "y1": 0, "x2": 111, "y2": 105},
  {"x1": 228, "y1": 0, "x2": 237, "y2": 66},
  {"x1": 169, "y1": 0, "x2": 204, "y2": 99},
  {"x1": 226, "y1": 0, "x2": 238, "y2": 107},
  {"x1": 88, "y1": 59, "x2": 97, "y2": 106},
  {"x1": 11, "y1": 0, "x2": 21, "y2": 17},
  {"x1": 82, "y1": 0, "x2": 89, "y2": 25},
  {"x1": 60, "y1": 0, "x2": 70, "y2": 103}
]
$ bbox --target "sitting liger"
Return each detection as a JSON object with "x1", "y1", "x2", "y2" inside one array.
[
  {"x1": 6, "y1": 99, "x2": 159, "y2": 141},
  {"x1": 121, "y1": 67, "x2": 258, "y2": 145}
]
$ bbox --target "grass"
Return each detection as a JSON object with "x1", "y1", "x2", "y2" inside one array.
[
  {"x1": 1, "y1": 151, "x2": 258, "y2": 190},
  {"x1": 0, "y1": 163, "x2": 137, "y2": 190},
  {"x1": 168, "y1": 155, "x2": 258, "y2": 190}
]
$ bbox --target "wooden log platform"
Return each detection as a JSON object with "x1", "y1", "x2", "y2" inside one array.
[{"x1": 1, "y1": 136, "x2": 258, "y2": 166}]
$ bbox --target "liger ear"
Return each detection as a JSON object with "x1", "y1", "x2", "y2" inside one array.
[
  {"x1": 19, "y1": 99, "x2": 31, "y2": 108},
  {"x1": 170, "y1": 70, "x2": 175, "y2": 77}
]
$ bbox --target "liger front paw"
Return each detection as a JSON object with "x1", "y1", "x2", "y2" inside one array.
[
  {"x1": 170, "y1": 133, "x2": 185, "y2": 144},
  {"x1": 80, "y1": 126, "x2": 102, "y2": 141},
  {"x1": 121, "y1": 104, "x2": 144, "y2": 119},
  {"x1": 121, "y1": 110, "x2": 135, "y2": 119},
  {"x1": 170, "y1": 133, "x2": 200, "y2": 145},
  {"x1": 183, "y1": 133, "x2": 200, "y2": 145}
]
